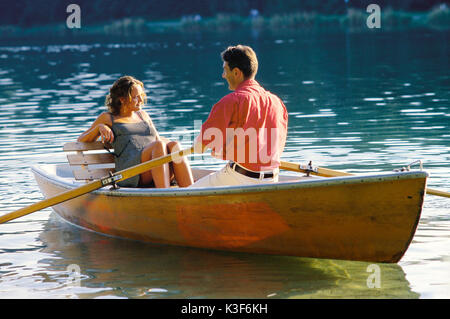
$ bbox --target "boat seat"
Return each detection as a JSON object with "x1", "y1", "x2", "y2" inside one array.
[
  {"x1": 62, "y1": 142, "x2": 318, "y2": 184},
  {"x1": 63, "y1": 141, "x2": 116, "y2": 181},
  {"x1": 62, "y1": 142, "x2": 185, "y2": 187}
]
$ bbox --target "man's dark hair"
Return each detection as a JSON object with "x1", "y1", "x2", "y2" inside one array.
[{"x1": 221, "y1": 45, "x2": 258, "y2": 79}]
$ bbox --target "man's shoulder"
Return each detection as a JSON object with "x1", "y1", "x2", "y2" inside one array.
[{"x1": 216, "y1": 91, "x2": 240, "y2": 105}]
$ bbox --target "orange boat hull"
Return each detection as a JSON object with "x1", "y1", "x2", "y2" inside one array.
[{"x1": 32, "y1": 165, "x2": 427, "y2": 262}]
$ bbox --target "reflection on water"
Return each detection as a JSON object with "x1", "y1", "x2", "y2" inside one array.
[
  {"x1": 0, "y1": 29, "x2": 449, "y2": 298},
  {"x1": 0, "y1": 214, "x2": 419, "y2": 299}
]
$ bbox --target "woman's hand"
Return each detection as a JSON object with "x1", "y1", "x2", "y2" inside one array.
[{"x1": 98, "y1": 124, "x2": 114, "y2": 143}]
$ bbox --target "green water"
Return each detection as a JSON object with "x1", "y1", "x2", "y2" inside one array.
[{"x1": 0, "y1": 29, "x2": 449, "y2": 298}]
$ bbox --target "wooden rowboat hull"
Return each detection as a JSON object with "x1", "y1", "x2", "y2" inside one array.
[{"x1": 32, "y1": 164, "x2": 427, "y2": 263}]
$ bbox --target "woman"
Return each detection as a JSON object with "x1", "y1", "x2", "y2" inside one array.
[{"x1": 77, "y1": 75, "x2": 193, "y2": 188}]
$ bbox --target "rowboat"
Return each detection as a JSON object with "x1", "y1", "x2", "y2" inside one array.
[{"x1": 31, "y1": 155, "x2": 428, "y2": 263}]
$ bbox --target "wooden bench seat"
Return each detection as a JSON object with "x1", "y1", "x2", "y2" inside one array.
[
  {"x1": 63, "y1": 141, "x2": 116, "y2": 181},
  {"x1": 63, "y1": 141, "x2": 191, "y2": 187}
]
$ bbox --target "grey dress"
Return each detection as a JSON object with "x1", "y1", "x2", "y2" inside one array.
[{"x1": 110, "y1": 112, "x2": 157, "y2": 187}]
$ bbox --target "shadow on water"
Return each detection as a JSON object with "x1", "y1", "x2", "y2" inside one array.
[{"x1": 35, "y1": 213, "x2": 419, "y2": 299}]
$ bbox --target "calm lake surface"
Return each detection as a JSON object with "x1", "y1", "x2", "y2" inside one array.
[{"x1": 0, "y1": 28, "x2": 448, "y2": 299}]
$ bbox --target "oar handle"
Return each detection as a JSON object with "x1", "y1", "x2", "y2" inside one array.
[
  {"x1": 280, "y1": 160, "x2": 450, "y2": 199},
  {"x1": 280, "y1": 161, "x2": 351, "y2": 177},
  {"x1": 426, "y1": 187, "x2": 450, "y2": 199},
  {"x1": 117, "y1": 146, "x2": 194, "y2": 184}
]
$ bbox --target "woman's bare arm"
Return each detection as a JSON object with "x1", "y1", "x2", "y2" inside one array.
[{"x1": 77, "y1": 112, "x2": 114, "y2": 143}]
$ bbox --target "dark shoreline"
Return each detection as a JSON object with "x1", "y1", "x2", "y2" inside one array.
[{"x1": 1, "y1": 7, "x2": 449, "y2": 40}]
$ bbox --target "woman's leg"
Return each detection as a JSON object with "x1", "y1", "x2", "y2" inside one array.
[
  {"x1": 165, "y1": 140, "x2": 194, "y2": 187},
  {"x1": 140, "y1": 140, "x2": 170, "y2": 188}
]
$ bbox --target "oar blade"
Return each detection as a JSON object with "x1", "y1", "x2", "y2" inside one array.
[{"x1": 0, "y1": 180, "x2": 101, "y2": 224}]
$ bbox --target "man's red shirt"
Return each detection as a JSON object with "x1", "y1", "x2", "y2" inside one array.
[{"x1": 197, "y1": 79, "x2": 288, "y2": 171}]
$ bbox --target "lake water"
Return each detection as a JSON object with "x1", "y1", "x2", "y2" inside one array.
[{"x1": 0, "y1": 28, "x2": 449, "y2": 299}]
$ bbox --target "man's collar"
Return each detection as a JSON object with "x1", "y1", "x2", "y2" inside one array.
[{"x1": 235, "y1": 78, "x2": 258, "y2": 91}]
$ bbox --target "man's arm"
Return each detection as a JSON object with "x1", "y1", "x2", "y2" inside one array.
[{"x1": 193, "y1": 95, "x2": 235, "y2": 154}]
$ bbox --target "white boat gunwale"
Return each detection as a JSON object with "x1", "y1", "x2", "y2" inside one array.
[{"x1": 31, "y1": 164, "x2": 429, "y2": 197}]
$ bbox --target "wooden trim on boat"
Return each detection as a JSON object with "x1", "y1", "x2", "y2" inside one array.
[{"x1": 32, "y1": 164, "x2": 428, "y2": 197}]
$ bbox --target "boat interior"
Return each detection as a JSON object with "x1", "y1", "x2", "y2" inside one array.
[
  {"x1": 57, "y1": 141, "x2": 325, "y2": 188},
  {"x1": 36, "y1": 163, "x2": 323, "y2": 188},
  {"x1": 46, "y1": 142, "x2": 424, "y2": 191}
]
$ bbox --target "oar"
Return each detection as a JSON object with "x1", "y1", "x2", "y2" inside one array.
[
  {"x1": 0, "y1": 146, "x2": 195, "y2": 224},
  {"x1": 280, "y1": 160, "x2": 450, "y2": 198}
]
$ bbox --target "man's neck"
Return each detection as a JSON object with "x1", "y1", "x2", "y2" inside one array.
[{"x1": 234, "y1": 78, "x2": 255, "y2": 90}]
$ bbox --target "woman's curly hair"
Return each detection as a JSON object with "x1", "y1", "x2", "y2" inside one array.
[{"x1": 105, "y1": 76, "x2": 147, "y2": 115}]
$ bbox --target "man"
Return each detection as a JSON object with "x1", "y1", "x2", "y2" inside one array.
[{"x1": 191, "y1": 45, "x2": 288, "y2": 187}]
